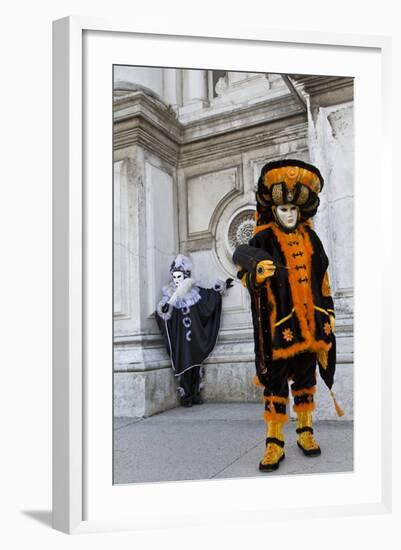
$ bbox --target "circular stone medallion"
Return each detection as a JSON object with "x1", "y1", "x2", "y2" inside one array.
[{"x1": 228, "y1": 210, "x2": 256, "y2": 252}]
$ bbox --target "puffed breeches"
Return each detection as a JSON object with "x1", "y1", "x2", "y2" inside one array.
[{"x1": 263, "y1": 352, "x2": 317, "y2": 423}]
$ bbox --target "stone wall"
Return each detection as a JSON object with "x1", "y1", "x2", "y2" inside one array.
[{"x1": 113, "y1": 69, "x2": 354, "y2": 420}]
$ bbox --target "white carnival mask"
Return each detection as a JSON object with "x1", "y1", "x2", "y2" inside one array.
[
  {"x1": 172, "y1": 271, "x2": 185, "y2": 288},
  {"x1": 276, "y1": 204, "x2": 299, "y2": 230}
]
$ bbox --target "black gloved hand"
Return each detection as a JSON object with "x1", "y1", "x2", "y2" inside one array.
[
  {"x1": 225, "y1": 278, "x2": 234, "y2": 289},
  {"x1": 161, "y1": 303, "x2": 170, "y2": 313}
]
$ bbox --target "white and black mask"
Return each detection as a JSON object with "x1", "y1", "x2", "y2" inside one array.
[
  {"x1": 172, "y1": 271, "x2": 185, "y2": 288},
  {"x1": 275, "y1": 204, "x2": 299, "y2": 230}
]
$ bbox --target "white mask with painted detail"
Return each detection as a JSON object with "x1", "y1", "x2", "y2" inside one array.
[
  {"x1": 172, "y1": 271, "x2": 185, "y2": 288},
  {"x1": 275, "y1": 204, "x2": 300, "y2": 230}
]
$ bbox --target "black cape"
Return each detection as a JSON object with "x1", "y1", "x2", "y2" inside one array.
[
  {"x1": 156, "y1": 288, "x2": 222, "y2": 376},
  {"x1": 233, "y1": 224, "x2": 336, "y2": 390}
]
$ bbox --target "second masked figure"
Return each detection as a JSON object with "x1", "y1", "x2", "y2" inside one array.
[{"x1": 156, "y1": 254, "x2": 233, "y2": 407}]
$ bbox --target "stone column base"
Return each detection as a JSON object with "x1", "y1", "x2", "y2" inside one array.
[{"x1": 114, "y1": 366, "x2": 178, "y2": 418}]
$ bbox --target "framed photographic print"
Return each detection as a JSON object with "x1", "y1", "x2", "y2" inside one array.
[{"x1": 52, "y1": 17, "x2": 392, "y2": 534}]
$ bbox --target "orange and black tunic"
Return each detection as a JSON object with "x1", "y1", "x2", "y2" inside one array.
[{"x1": 234, "y1": 221, "x2": 336, "y2": 390}]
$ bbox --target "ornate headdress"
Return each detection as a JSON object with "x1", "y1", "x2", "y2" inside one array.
[
  {"x1": 170, "y1": 254, "x2": 192, "y2": 278},
  {"x1": 255, "y1": 159, "x2": 324, "y2": 227}
]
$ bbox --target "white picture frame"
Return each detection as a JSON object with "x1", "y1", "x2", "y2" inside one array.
[{"x1": 52, "y1": 16, "x2": 392, "y2": 534}]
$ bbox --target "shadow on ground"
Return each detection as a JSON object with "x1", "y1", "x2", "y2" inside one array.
[{"x1": 21, "y1": 510, "x2": 52, "y2": 528}]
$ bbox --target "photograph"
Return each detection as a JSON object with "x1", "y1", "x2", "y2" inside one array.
[
  {"x1": 112, "y1": 65, "x2": 354, "y2": 484},
  {"x1": 0, "y1": 0, "x2": 394, "y2": 540}
]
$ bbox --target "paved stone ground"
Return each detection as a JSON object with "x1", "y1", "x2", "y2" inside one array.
[{"x1": 114, "y1": 403, "x2": 353, "y2": 484}]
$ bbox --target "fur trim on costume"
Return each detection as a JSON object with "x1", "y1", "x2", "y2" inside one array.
[
  {"x1": 263, "y1": 410, "x2": 289, "y2": 424},
  {"x1": 252, "y1": 374, "x2": 265, "y2": 388},
  {"x1": 253, "y1": 221, "x2": 275, "y2": 236},
  {"x1": 156, "y1": 300, "x2": 173, "y2": 320},
  {"x1": 263, "y1": 395, "x2": 289, "y2": 405},
  {"x1": 253, "y1": 218, "x2": 314, "y2": 237},
  {"x1": 291, "y1": 386, "x2": 316, "y2": 397},
  {"x1": 161, "y1": 278, "x2": 201, "y2": 309},
  {"x1": 273, "y1": 339, "x2": 332, "y2": 361},
  {"x1": 265, "y1": 223, "x2": 333, "y2": 360},
  {"x1": 169, "y1": 277, "x2": 195, "y2": 304},
  {"x1": 259, "y1": 159, "x2": 324, "y2": 192},
  {"x1": 293, "y1": 402, "x2": 316, "y2": 413},
  {"x1": 213, "y1": 279, "x2": 227, "y2": 294},
  {"x1": 274, "y1": 223, "x2": 316, "y2": 342},
  {"x1": 292, "y1": 386, "x2": 316, "y2": 413}
]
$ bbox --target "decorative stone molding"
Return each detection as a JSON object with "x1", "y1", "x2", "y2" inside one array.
[
  {"x1": 113, "y1": 160, "x2": 131, "y2": 319},
  {"x1": 213, "y1": 72, "x2": 272, "y2": 103},
  {"x1": 289, "y1": 75, "x2": 354, "y2": 107},
  {"x1": 227, "y1": 210, "x2": 256, "y2": 252},
  {"x1": 144, "y1": 162, "x2": 177, "y2": 319},
  {"x1": 181, "y1": 93, "x2": 305, "y2": 142},
  {"x1": 214, "y1": 203, "x2": 257, "y2": 278},
  {"x1": 113, "y1": 89, "x2": 308, "y2": 168},
  {"x1": 180, "y1": 118, "x2": 308, "y2": 167},
  {"x1": 113, "y1": 90, "x2": 181, "y2": 165},
  {"x1": 186, "y1": 166, "x2": 242, "y2": 240},
  {"x1": 181, "y1": 69, "x2": 209, "y2": 108}
]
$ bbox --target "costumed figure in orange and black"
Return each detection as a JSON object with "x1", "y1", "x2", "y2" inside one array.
[{"x1": 232, "y1": 159, "x2": 343, "y2": 472}]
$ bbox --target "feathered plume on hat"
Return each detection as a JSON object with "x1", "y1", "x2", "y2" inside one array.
[
  {"x1": 170, "y1": 254, "x2": 192, "y2": 278},
  {"x1": 255, "y1": 159, "x2": 324, "y2": 228}
]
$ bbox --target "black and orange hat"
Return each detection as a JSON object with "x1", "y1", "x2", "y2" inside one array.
[{"x1": 256, "y1": 159, "x2": 324, "y2": 220}]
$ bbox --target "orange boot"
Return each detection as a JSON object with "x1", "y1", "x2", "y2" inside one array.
[
  {"x1": 292, "y1": 387, "x2": 321, "y2": 457},
  {"x1": 259, "y1": 395, "x2": 288, "y2": 472}
]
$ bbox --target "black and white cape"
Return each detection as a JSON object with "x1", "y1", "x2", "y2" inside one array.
[{"x1": 156, "y1": 278, "x2": 225, "y2": 376}]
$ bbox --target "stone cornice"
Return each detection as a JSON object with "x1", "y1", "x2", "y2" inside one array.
[
  {"x1": 179, "y1": 118, "x2": 308, "y2": 167},
  {"x1": 290, "y1": 75, "x2": 353, "y2": 94},
  {"x1": 181, "y1": 94, "x2": 305, "y2": 142},
  {"x1": 114, "y1": 90, "x2": 182, "y2": 136},
  {"x1": 290, "y1": 75, "x2": 354, "y2": 106},
  {"x1": 114, "y1": 91, "x2": 308, "y2": 167},
  {"x1": 114, "y1": 91, "x2": 182, "y2": 165},
  {"x1": 114, "y1": 116, "x2": 181, "y2": 166}
]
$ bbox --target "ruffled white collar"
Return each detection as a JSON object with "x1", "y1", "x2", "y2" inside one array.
[{"x1": 161, "y1": 278, "x2": 201, "y2": 309}]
